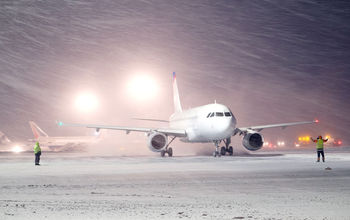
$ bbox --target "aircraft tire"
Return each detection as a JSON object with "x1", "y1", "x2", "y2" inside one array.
[
  {"x1": 168, "y1": 147, "x2": 173, "y2": 157},
  {"x1": 220, "y1": 146, "x2": 226, "y2": 156},
  {"x1": 161, "y1": 150, "x2": 166, "y2": 157},
  {"x1": 228, "y1": 146, "x2": 233, "y2": 156}
]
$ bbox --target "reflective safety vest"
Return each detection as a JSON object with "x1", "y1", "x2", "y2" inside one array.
[
  {"x1": 316, "y1": 139, "x2": 324, "y2": 150},
  {"x1": 34, "y1": 143, "x2": 41, "y2": 154}
]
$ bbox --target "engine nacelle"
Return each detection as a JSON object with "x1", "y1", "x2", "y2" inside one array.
[
  {"x1": 147, "y1": 132, "x2": 168, "y2": 152},
  {"x1": 242, "y1": 132, "x2": 264, "y2": 151}
]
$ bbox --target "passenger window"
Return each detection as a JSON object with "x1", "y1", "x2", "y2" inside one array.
[
  {"x1": 215, "y1": 112, "x2": 224, "y2": 117},
  {"x1": 210, "y1": 112, "x2": 214, "y2": 117},
  {"x1": 224, "y1": 112, "x2": 231, "y2": 117}
]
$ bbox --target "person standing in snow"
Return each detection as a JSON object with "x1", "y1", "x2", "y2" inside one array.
[
  {"x1": 34, "y1": 142, "x2": 41, "y2": 165},
  {"x1": 311, "y1": 136, "x2": 328, "y2": 162}
]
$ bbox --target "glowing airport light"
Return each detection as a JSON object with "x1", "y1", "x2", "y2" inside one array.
[
  {"x1": 12, "y1": 145, "x2": 23, "y2": 153},
  {"x1": 298, "y1": 136, "x2": 310, "y2": 142},
  {"x1": 277, "y1": 141, "x2": 285, "y2": 146},
  {"x1": 127, "y1": 75, "x2": 158, "y2": 101},
  {"x1": 74, "y1": 92, "x2": 99, "y2": 113}
]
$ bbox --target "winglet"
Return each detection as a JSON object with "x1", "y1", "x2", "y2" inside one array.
[{"x1": 172, "y1": 72, "x2": 183, "y2": 113}]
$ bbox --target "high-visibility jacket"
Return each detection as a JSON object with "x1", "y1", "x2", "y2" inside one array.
[
  {"x1": 316, "y1": 139, "x2": 324, "y2": 150},
  {"x1": 34, "y1": 143, "x2": 41, "y2": 154}
]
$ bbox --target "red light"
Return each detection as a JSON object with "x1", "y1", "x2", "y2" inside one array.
[
  {"x1": 314, "y1": 119, "x2": 319, "y2": 123},
  {"x1": 338, "y1": 141, "x2": 342, "y2": 145}
]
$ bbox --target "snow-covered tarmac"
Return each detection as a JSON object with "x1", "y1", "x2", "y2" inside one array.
[{"x1": 1, "y1": 152, "x2": 350, "y2": 220}]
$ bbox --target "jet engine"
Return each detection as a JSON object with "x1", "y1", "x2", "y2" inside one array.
[
  {"x1": 242, "y1": 132, "x2": 264, "y2": 151},
  {"x1": 147, "y1": 132, "x2": 168, "y2": 152}
]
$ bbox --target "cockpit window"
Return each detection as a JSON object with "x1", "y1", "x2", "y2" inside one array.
[
  {"x1": 207, "y1": 113, "x2": 211, "y2": 118},
  {"x1": 210, "y1": 112, "x2": 214, "y2": 117},
  {"x1": 215, "y1": 112, "x2": 224, "y2": 117},
  {"x1": 224, "y1": 112, "x2": 231, "y2": 117}
]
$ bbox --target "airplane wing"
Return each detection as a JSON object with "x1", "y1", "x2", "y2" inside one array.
[
  {"x1": 235, "y1": 120, "x2": 318, "y2": 135},
  {"x1": 132, "y1": 118, "x2": 169, "y2": 123},
  {"x1": 57, "y1": 122, "x2": 187, "y2": 137}
]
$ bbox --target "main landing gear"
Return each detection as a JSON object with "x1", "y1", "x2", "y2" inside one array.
[
  {"x1": 161, "y1": 147, "x2": 173, "y2": 157},
  {"x1": 161, "y1": 136, "x2": 176, "y2": 157},
  {"x1": 213, "y1": 138, "x2": 233, "y2": 157}
]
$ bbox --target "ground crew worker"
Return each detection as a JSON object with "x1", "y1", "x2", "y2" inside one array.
[
  {"x1": 311, "y1": 136, "x2": 328, "y2": 162},
  {"x1": 34, "y1": 142, "x2": 41, "y2": 165}
]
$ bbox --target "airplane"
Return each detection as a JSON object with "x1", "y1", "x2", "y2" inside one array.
[
  {"x1": 29, "y1": 121, "x2": 100, "y2": 151},
  {"x1": 58, "y1": 72, "x2": 317, "y2": 157},
  {"x1": 0, "y1": 131, "x2": 27, "y2": 153},
  {"x1": 0, "y1": 131, "x2": 11, "y2": 145}
]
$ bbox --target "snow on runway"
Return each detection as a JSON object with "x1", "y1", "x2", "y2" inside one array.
[{"x1": 1, "y1": 152, "x2": 350, "y2": 219}]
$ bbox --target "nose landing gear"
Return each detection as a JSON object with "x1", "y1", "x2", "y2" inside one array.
[
  {"x1": 214, "y1": 138, "x2": 233, "y2": 157},
  {"x1": 213, "y1": 141, "x2": 221, "y2": 157}
]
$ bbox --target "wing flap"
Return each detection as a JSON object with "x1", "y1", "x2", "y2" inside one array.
[{"x1": 58, "y1": 122, "x2": 186, "y2": 137}]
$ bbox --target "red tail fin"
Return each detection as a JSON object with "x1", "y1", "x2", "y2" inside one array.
[{"x1": 29, "y1": 121, "x2": 49, "y2": 139}]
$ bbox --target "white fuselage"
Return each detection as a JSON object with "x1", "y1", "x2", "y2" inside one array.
[{"x1": 169, "y1": 103, "x2": 236, "y2": 143}]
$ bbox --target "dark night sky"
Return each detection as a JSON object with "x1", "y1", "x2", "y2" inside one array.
[{"x1": 0, "y1": 0, "x2": 349, "y2": 147}]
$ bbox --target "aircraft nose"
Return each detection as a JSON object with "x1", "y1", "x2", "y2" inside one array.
[
  {"x1": 219, "y1": 117, "x2": 235, "y2": 132},
  {"x1": 231, "y1": 116, "x2": 236, "y2": 127},
  {"x1": 228, "y1": 117, "x2": 236, "y2": 130},
  {"x1": 222, "y1": 116, "x2": 236, "y2": 135}
]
